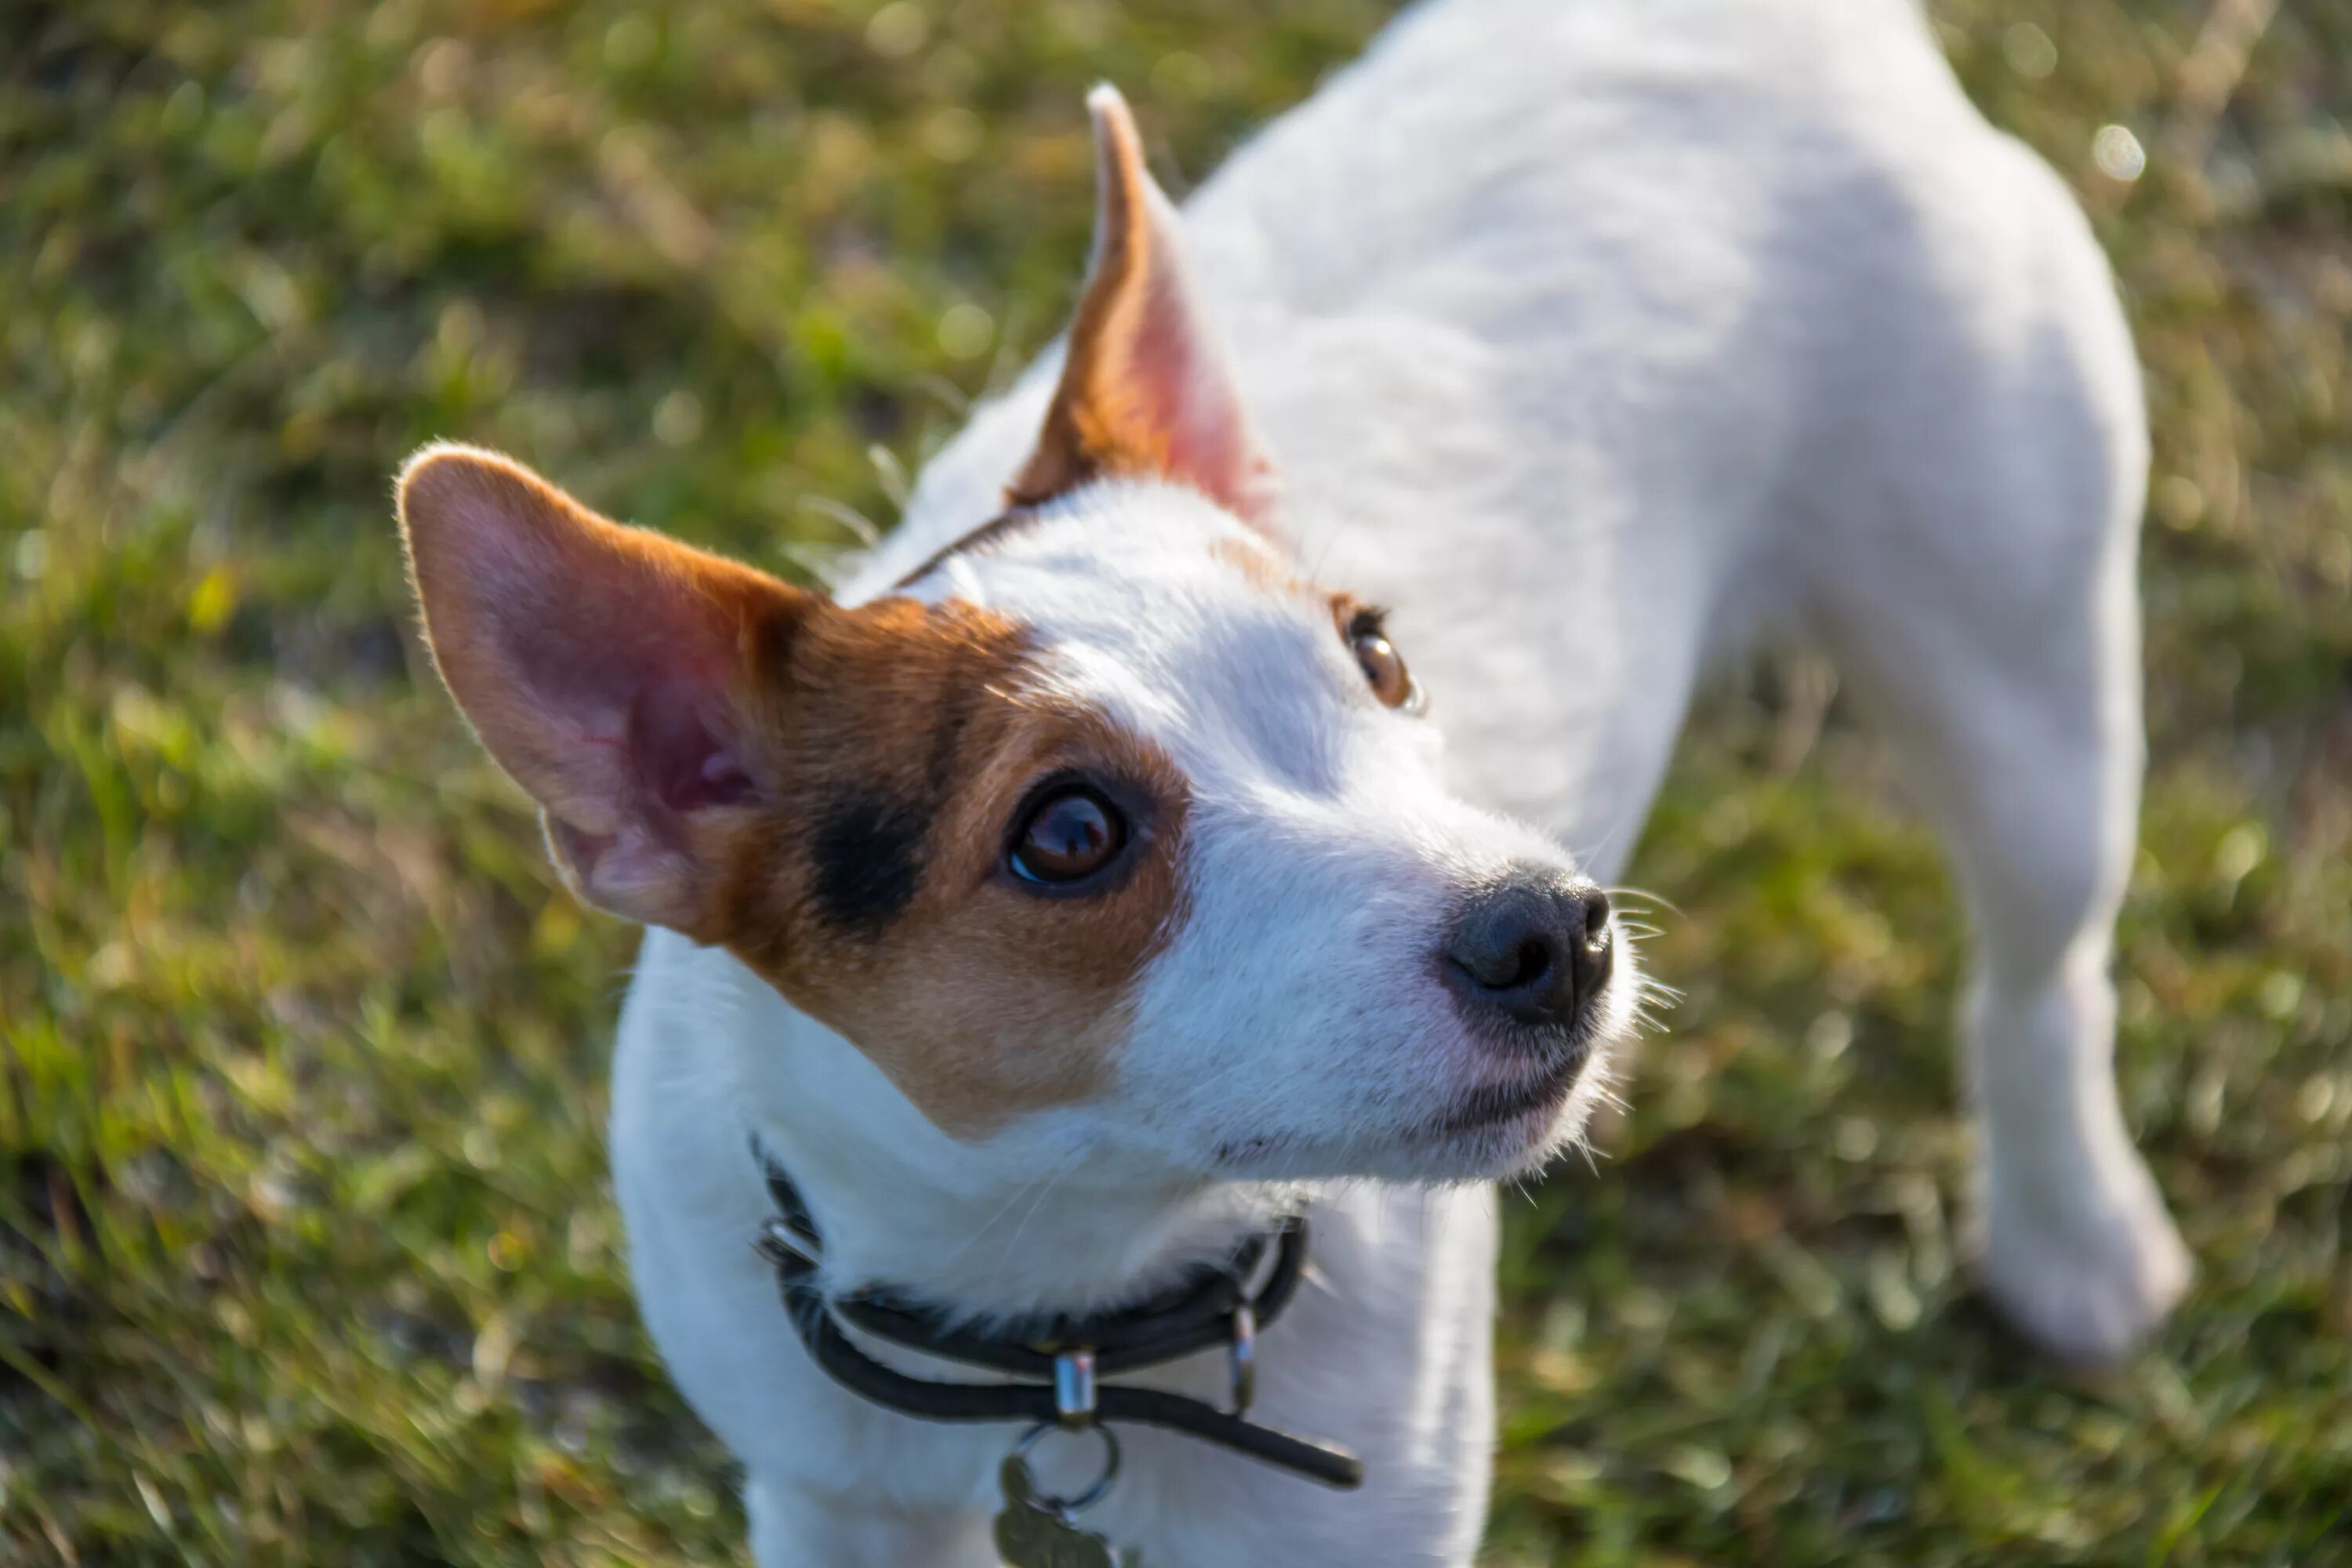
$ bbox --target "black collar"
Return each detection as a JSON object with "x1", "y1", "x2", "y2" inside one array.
[{"x1": 753, "y1": 1143, "x2": 1363, "y2": 1490}]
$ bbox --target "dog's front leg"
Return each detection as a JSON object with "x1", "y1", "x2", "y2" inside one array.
[{"x1": 746, "y1": 1479, "x2": 996, "y2": 1568}]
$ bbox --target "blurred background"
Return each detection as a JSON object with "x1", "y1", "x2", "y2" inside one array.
[{"x1": 2, "y1": 1, "x2": 2347, "y2": 1563}]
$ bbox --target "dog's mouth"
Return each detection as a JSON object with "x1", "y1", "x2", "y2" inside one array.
[
  {"x1": 1425, "y1": 1038, "x2": 1592, "y2": 1139},
  {"x1": 1205, "y1": 1011, "x2": 1621, "y2": 1183}
]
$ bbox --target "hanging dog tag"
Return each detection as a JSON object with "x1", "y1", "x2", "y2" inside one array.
[{"x1": 993, "y1": 1454, "x2": 1117, "y2": 1568}]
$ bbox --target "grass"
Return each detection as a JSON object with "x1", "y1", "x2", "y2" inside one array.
[{"x1": 2, "y1": 0, "x2": 2347, "y2": 1563}]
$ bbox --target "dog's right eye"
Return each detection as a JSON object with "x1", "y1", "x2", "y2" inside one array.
[{"x1": 1008, "y1": 785, "x2": 1128, "y2": 886}]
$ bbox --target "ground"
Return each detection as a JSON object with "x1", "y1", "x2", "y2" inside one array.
[{"x1": 2, "y1": 1, "x2": 2348, "y2": 1563}]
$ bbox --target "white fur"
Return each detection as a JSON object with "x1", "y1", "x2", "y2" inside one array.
[{"x1": 610, "y1": 1, "x2": 2188, "y2": 1562}]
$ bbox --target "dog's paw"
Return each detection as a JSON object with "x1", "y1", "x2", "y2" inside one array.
[{"x1": 1979, "y1": 1160, "x2": 2190, "y2": 1367}]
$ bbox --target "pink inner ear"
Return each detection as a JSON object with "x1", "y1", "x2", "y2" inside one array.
[
  {"x1": 1132, "y1": 270, "x2": 1261, "y2": 514},
  {"x1": 498, "y1": 568, "x2": 755, "y2": 820},
  {"x1": 628, "y1": 672, "x2": 752, "y2": 814}
]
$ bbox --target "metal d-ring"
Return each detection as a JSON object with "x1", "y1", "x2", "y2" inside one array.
[
  {"x1": 1011, "y1": 1419, "x2": 1123, "y2": 1518},
  {"x1": 1228, "y1": 1302, "x2": 1257, "y2": 1414},
  {"x1": 753, "y1": 1216, "x2": 822, "y2": 1269}
]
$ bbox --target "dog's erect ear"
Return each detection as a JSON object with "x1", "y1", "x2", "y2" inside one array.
[
  {"x1": 397, "y1": 444, "x2": 812, "y2": 936},
  {"x1": 1009, "y1": 85, "x2": 1281, "y2": 528}
]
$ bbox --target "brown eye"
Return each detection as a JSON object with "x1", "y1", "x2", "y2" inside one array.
[
  {"x1": 1009, "y1": 786, "x2": 1127, "y2": 885},
  {"x1": 1353, "y1": 632, "x2": 1415, "y2": 709}
]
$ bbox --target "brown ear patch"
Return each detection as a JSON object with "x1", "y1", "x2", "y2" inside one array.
[
  {"x1": 1008, "y1": 91, "x2": 1165, "y2": 509},
  {"x1": 706, "y1": 598, "x2": 1194, "y2": 1139},
  {"x1": 1007, "y1": 85, "x2": 1281, "y2": 528}
]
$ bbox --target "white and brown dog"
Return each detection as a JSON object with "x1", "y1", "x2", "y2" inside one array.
[{"x1": 397, "y1": 1, "x2": 2189, "y2": 1561}]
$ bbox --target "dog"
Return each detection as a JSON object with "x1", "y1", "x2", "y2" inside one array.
[{"x1": 397, "y1": 1, "x2": 2190, "y2": 1561}]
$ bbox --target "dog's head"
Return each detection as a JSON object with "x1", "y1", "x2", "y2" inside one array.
[{"x1": 399, "y1": 89, "x2": 1637, "y2": 1184}]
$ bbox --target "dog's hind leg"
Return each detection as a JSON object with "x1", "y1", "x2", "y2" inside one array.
[
  {"x1": 1807, "y1": 198, "x2": 2189, "y2": 1363},
  {"x1": 1825, "y1": 506, "x2": 2187, "y2": 1365}
]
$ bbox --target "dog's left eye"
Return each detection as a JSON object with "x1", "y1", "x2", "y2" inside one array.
[
  {"x1": 1342, "y1": 606, "x2": 1423, "y2": 712},
  {"x1": 1352, "y1": 630, "x2": 1415, "y2": 708},
  {"x1": 1008, "y1": 785, "x2": 1128, "y2": 886}
]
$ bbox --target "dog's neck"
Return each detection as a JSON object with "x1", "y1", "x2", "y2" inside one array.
[{"x1": 703, "y1": 944, "x2": 1291, "y2": 1320}]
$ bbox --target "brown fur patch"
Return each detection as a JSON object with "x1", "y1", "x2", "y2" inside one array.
[
  {"x1": 1210, "y1": 533, "x2": 1310, "y2": 599},
  {"x1": 717, "y1": 634, "x2": 1194, "y2": 1138},
  {"x1": 401, "y1": 445, "x2": 1192, "y2": 1141}
]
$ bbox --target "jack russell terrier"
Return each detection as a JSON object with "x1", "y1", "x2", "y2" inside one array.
[{"x1": 397, "y1": 0, "x2": 2189, "y2": 1561}]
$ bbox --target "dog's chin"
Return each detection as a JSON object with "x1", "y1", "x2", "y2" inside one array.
[
  {"x1": 1396, "y1": 1065, "x2": 1598, "y2": 1181},
  {"x1": 1202, "y1": 1044, "x2": 1609, "y2": 1185}
]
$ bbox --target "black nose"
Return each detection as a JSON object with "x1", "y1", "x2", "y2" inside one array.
[{"x1": 1443, "y1": 867, "x2": 1612, "y2": 1033}]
